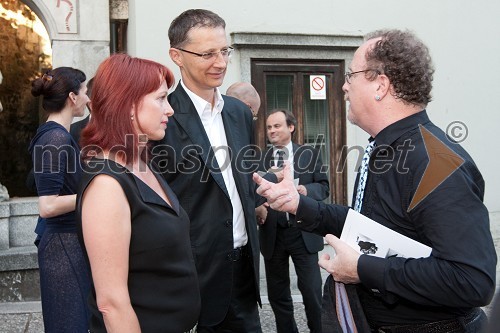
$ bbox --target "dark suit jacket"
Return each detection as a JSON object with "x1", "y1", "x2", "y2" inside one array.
[
  {"x1": 69, "y1": 115, "x2": 89, "y2": 145},
  {"x1": 153, "y1": 83, "x2": 264, "y2": 326},
  {"x1": 259, "y1": 143, "x2": 329, "y2": 259}
]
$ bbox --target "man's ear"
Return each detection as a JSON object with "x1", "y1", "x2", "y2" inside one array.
[
  {"x1": 376, "y1": 73, "x2": 391, "y2": 98},
  {"x1": 169, "y1": 48, "x2": 182, "y2": 67}
]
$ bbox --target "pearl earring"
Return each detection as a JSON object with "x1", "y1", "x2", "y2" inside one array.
[
  {"x1": 375, "y1": 95, "x2": 381, "y2": 101},
  {"x1": 131, "y1": 114, "x2": 134, "y2": 121}
]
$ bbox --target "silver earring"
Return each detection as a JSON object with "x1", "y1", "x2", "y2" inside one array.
[{"x1": 375, "y1": 95, "x2": 381, "y2": 101}]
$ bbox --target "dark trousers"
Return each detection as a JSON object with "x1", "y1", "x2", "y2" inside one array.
[
  {"x1": 374, "y1": 309, "x2": 487, "y2": 333},
  {"x1": 265, "y1": 226, "x2": 322, "y2": 333},
  {"x1": 197, "y1": 249, "x2": 262, "y2": 333}
]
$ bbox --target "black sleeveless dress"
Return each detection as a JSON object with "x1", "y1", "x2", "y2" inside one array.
[{"x1": 77, "y1": 158, "x2": 200, "y2": 332}]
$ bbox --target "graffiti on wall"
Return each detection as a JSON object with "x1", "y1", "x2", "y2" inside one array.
[{"x1": 47, "y1": 0, "x2": 78, "y2": 33}]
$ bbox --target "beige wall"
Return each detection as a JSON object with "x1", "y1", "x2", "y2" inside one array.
[
  {"x1": 24, "y1": 0, "x2": 109, "y2": 80},
  {"x1": 127, "y1": 0, "x2": 500, "y2": 212},
  {"x1": 22, "y1": 0, "x2": 500, "y2": 210}
]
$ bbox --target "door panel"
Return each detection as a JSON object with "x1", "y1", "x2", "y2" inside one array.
[
  {"x1": 252, "y1": 59, "x2": 347, "y2": 204},
  {"x1": 265, "y1": 74, "x2": 294, "y2": 111}
]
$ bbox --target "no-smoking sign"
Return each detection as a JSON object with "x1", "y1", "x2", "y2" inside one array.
[{"x1": 310, "y1": 75, "x2": 326, "y2": 100}]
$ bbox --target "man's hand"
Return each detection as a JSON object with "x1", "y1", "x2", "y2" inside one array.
[
  {"x1": 319, "y1": 234, "x2": 361, "y2": 284},
  {"x1": 297, "y1": 185, "x2": 307, "y2": 196},
  {"x1": 253, "y1": 163, "x2": 300, "y2": 215},
  {"x1": 255, "y1": 204, "x2": 268, "y2": 225}
]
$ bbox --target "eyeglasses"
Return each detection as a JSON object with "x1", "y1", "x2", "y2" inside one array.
[
  {"x1": 344, "y1": 69, "x2": 380, "y2": 84},
  {"x1": 177, "y1": 47, "x2": 234, "y2": 61}
]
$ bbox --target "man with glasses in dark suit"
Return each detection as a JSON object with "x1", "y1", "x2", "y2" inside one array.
[{"x1": 154, "y1": 9, "x2": 274, "y2": 333}]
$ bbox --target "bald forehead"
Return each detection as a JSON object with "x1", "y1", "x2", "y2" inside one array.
[
  {"x1": 228, "y1": 82, "x2": 256, "y2": 98},
  {"x1": 350, "y1": 38, "x2": 380, "y2": 70}
]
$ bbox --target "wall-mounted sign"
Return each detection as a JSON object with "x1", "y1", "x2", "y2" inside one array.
[{"x1": 310, "y1": 75, "x2": 326, "y2": 100}]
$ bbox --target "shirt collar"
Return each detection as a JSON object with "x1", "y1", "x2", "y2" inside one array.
[
  {"x1": 374, "y1": 110, "x2": 430, "y2": 147},
  {"x1": 273, "y1": 141, "x2": 293, "y2": 158},
  {"x1": 180, "y1": 80, "x2": 225, "y2": 117}
]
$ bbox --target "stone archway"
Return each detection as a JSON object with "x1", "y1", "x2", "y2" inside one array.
[
  {"x1": 22, "y1": 0, "x2": 110, "y2": 72},
  {"x1": 0, "y1": 1, "x2": 52, "y2": 197},
  {"x1": 0, "y1": 0, "x2": 109, "y2": 197}
]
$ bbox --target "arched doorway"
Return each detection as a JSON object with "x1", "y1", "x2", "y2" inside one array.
[{"x1": 0, "y1": 0, "x2": 52, "y2": 197}]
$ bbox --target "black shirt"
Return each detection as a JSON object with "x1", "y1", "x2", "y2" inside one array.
[
  {"x1": 77, "y1": 159, "x2": 200, "y2": 332},
  {"x1": 296, "y1": 111, "x2": 496, "y2": 326}
]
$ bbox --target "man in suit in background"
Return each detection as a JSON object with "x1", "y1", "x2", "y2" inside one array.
[
  {"x1": 226, "y1": 82, "x2": 261, "y2": 121},
  {"x1": 154, "y1": 9, "x2": 272, "y2": 332},
  {"x1": 259, "y1": 109, "x2": 329, "y2": 333},
  {"x1": 70, "y1": 77, "x2": 93, "y2": 144}
]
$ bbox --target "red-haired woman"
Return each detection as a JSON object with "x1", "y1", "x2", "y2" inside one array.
[
  {"x1": 28, "y1": 67, "x2": 91, "y2": 332},
  {"x1": 77, "y1": 53, "x2": 200, "y2": 333}
]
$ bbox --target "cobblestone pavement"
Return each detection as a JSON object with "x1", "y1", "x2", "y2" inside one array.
[
  {"x1": 260, "y1": 302, "x2": 308, "y2": 333},
  {"x1": 1, "y1": 299, "x2": 498, "y2": 333},
  {"x1": 0, "y1": 302, "x2": 306, "y2": 333}
]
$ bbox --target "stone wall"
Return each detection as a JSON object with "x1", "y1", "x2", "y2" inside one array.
[{"x1": 0, "y1": 198, "x2": 39, "y2": 302}]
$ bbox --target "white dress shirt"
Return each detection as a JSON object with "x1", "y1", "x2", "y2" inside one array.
[
  {"x1": 181, "y1": 81, "x2": 247, "y2": 248},
  {"x1": 272, "y1": 141, "x2": 294, "y2": 176},
  {"x1": 272, "y1": 141, "x2": 295, "y2": 220}
]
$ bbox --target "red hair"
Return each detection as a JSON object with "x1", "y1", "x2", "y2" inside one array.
[{"x1": 80, "y1": 53, "x2": 174, "y2": 164}]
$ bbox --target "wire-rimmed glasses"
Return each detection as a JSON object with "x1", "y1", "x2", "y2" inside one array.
[
  {"x1": 177, "y1": 47, "x2": 234, "y2": 61},
  {"x1": 344, "y1": 69, "x2": 380, "y2": 84}
]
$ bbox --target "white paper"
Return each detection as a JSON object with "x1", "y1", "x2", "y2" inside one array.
[{"x1": 340, "y1": 209, "x2": 432, "y2": 259}]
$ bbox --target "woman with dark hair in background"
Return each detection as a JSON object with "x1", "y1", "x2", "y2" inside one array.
[
  {"x1": 77, "y1": 53, "x2": 200, "y2": 332},
  {"x1": 28, "y1": 67, "x2": 91, "y2": 332}
]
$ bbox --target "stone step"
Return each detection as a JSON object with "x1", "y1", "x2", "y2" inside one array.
[
  {"x1": 0, "y1": 301, "x2": 41, "y2": 314},
  {"x1": 0, "y1": 246, "x2": 40, "y2": 303},
  {"x1": 0, "y1": 245, "x2": 38, "y2": 271}
]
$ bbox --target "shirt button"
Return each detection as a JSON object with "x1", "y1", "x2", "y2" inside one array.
[{"x1": 225, "y1": 220, "x2": 233, "y2": 227}]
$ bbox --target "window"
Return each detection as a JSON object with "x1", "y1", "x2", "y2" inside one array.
[
  {"x1": 110, "y1": 19, "x2": 127, "y2": 54},
  {"x1": 252, "y1": 60, "x2": 346, "y2": 204}
]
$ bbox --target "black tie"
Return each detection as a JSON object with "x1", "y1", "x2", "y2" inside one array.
[
  {"x1": 275, "y1": 150, "x2": 285, "y2": 168},
  {"x1": 275, "y1": 150, "x2": 288, "y2": 227}
]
